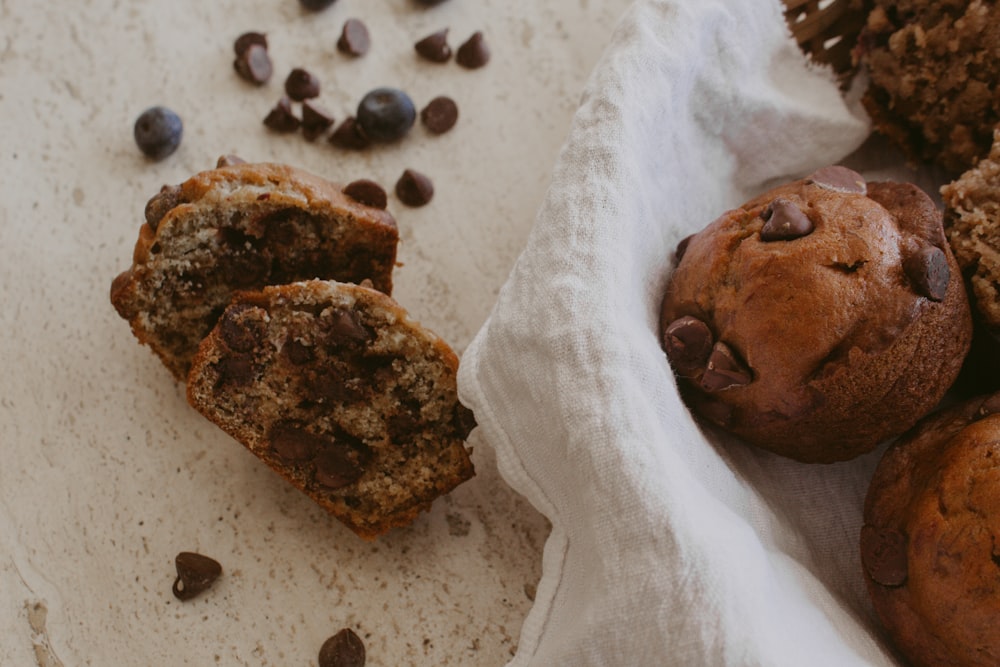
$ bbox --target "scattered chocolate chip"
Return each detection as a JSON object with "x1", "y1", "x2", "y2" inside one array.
[
  {"x1": 263, "y1": 96, "x2": 301, "y2": 132},
  {"x1": 218, "y1": 304, "x2": 268, "y2": 353},
  {"x1": 268, "y1": 421, "x2": 324, "y2": 462},
  {"x1": 324, "y1": 308, "x2": 372, "y2": 346},
  {"x1": 674, "y1": 234, "x2": 693, "y2": 264},
  {"x1": 314, "y1": 444, "x2": 367, "y2": 489},
  {"x1": 337, "y1": 18, "x2": 371, "y2": 56},
  {"x1": 903, "y1": 245, "x2": 950, "y2": 301},
  {"x1": 420, "y1": 96, "x2": 458, "y2": 134},
  {"x1": 807, "y1": 165, "x2": 866, "y2": 195},
  {"x1": 860, "y1": 524, "x2": 908, "y2": 587},
  {"x1": 284, "y1": 68, "x2": 321, "y2": 101},
  {"x1": 455, "y1": 31, "x2": 490, "y2": 69},
  {"x1": 318, "y1": 628, "x2": 366, "y2": 667},
  {"x1": 216, "y1": 154, "x2": 247, "y2": 168},
  {"x1": 415, "y1": 28, "x2": 452, "y2": 63},
  {"x1": 234, "y1": 43, "x2": 273, "y2": 85},
  {"x1": 234, "y1": 31, "x2": 268, "y2": 57},
  {"x1": 328, "y1": 117, "x2": 371, "y2": 150},
  {"x1": 700, "y1": 342, "x2": 752, "y2": 392},
  {"x1": 343, "y1": 179, "x2": 387, "y2": 210},
  {"x1": 300, "y1": 0, "x2": 337, "y2": 10},
  {"x1": 759, "y1": 198, "x2": 814, "y2": 241},
  {"x1": 662, "y1": 316, "x2": 714, "y2": 377},
  {"x1": 302, "y1": 100, "x2": 336, "y2": 141},
  {"x1": 395, "y1": 169, "x2": 434, "y2": 207},
  {"x1": 144, "y1": 184, "x2": 182, "y2": 231},
  {"x1": 172, "y1": 552, "x2": 222, "y2": 601}
]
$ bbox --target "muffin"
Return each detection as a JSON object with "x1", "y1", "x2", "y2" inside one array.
[
  {"x1": 187, "y1": 280, "x2": 476, "y2": 539},
  {"x1": 111, "y1": 161, "x2": 399, "y2": 380},
  {"x1": 659, "y1": 166, "x2": 971, "y2": 462},
  {"x1": 862, "y1": 392, "x2": 1000, "y2": 667},
  {"x1": 857, "y1": 0, "x2": 1000, "y2": 173}
]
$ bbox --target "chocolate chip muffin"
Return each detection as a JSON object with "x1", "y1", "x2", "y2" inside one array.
[
  {"x1": 857, "y1": 0, "x2": 1000, "y2": 173},
  {"x1": 659, "y1": 166, "x2": 972, "y2": 462},
  {"x1": 186, "y1": 280, "x2": 476, "y2": 540},
  {"x1": 111, "y1": 162, "x2": 399, "y2": 381},
  {"x1": 862, "y1": 392, "x2": 1000, "y2": 667}
]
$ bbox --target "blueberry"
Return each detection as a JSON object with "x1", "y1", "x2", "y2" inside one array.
[
  {"x1": 298, "y1": 0, "x2": 337, "y2": 10},
  {"x1": 356, "y1": 88, "x2": 416, "y2": 143},
  {"x1": 133, "y1": 106, "x2": 183, "y2": 160}
]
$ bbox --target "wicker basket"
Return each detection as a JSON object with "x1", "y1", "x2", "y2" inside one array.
[{"x1": 783, "y1": 0, "x2": 869, "y2": 79}]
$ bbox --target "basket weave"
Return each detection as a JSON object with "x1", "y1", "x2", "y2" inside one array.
[{"x1": 783, "y1": 0, "x2": 869, "y2": 78}]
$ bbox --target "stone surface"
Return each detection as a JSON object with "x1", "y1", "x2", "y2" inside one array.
[{"x1": 0, "y1": 0, "x2": 631, "y2": 664}]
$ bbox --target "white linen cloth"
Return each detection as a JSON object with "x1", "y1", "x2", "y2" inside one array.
[{"x1": 457, "y1": 0, "x2": 901, "y2": 664}]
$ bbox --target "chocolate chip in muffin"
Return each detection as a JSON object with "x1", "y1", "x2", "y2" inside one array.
[
  {"x1": 455, "y1": 31, "x2": 490, "y2": 69},
  {"x1": 759, "y1": 198, "x2": 814, "y2": 241},
  {"x1": 284, "y1": 68, "x2": 321, "y2": 101},
  {"x1": 415, "y1": 28, "x2": 452, "y2": 63},
  {"x1": 216, "y1": 154, "x2": 247, "y2": 168},
  {"x1": 903, "y1": 245, "x2": 950, "y2": 302},
  {"x1": 144, "y1": 184, "x2": 183, "y2": 231},
  {"x1": 420, "y1": 96, "x2": 458, "y2": 135},
  {"x1": 395, "y1": 169, "x2": 434, "y2": 207},
  {"x1": 337, "y1": 18, "x2": 371, "y2": 56},
  {"x1": 860, "y1": 524, "x2": 908, "y2": 587},
  {"x1": 343, "y1": 179, "x2": 388, "y2": 210},
  {"x1": 807, "y1": 165, "x2": 866, "y2": 195},
  {"x1": 319, "y1": 628, "x2": 366, "y2": 667},
  {"x1": 302, "y1": 100, "x2": 336, "y2": 141},
  {"x1": 263, "y1": 96, "x2": 301, "y2": 132},
  {"x1": 700, "y1": 342, "x2": 751, "y2": 392},
  {"x1": 172, "y1": 552, "x2": 223, "y2": 601},
  {"x1": 663, "y1": 316, "x2": 714, "y2": 377}
]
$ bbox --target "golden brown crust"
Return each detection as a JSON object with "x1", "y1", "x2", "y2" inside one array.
[
  {"x1": 660, "y1": 169, "x2": 971, "y2": 462},
  {"x1": 111, "y1": 162, "x2": 399, "y2": 380},
  {"x1": 187, "y1": 280, "x2": 475, "y2": 540},
  {"x1": 863, "y1": 393, "x2": 1000, "y2": 667}
]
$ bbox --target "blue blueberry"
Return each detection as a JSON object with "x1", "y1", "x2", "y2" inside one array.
[
  {"x1": 356, "y1": 88, "x2": 416, "y2": 143},
  {"x1": 134, "y1": 106, "x2": 183, "y2": 160},
  {"x1": 298, "y1": 0, "x2": 337, "y2": 10}
]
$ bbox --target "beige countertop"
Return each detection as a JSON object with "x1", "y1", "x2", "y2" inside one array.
[{"x1": 0, "y1": 0, "x2": 632, "y2": 664}]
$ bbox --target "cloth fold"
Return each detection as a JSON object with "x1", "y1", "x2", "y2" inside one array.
[{"x1": 457, "y1": 0, "x2": 895, "y2": 664}]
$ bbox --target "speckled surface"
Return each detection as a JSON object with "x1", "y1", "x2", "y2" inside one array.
[{"x1": 0, "y1": 0, "x2": 631, "y2": 664}]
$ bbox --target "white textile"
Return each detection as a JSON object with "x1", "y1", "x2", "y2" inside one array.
[{"x1": 457, "y1": 0, "x2": 902, "y2": 664}]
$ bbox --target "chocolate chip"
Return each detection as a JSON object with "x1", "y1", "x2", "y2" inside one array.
[
  {"x1": 314, "y1": 442, "x2": 367, "y2": 489},
  {"x1": 284, "y1": 68, "x2": 320, "y2": 101},
  {"x1": 144, "y1": 184, "x2": 182, "y2": 231},
  {"x1": 172, "y1": 552, "x2": 222, "y2": 601},
  {"x1": 268, "y1": 421, "x2": 324, "y2": 462},
  {"x1": 453, "y1": 403, "x2": 477, "y2": 440},
  {"x1": 700, "y1": 342, "x2": 752, "y2": 392},
  {"x1": 328, "y1": 117, "x2": 371, "y2": 150},
  {"x1": 807, "y1": 165, "x2": 867, "y2": 195},
  {"x1": 283, "y1": 336, "x2": 315, "y2": 365},
  {"x1": 342, "y1": 179, "x2": 387, "y2": 210},
  {"x1": 214, "y1": 354, "x2": 257, "y2": 387},
  {"x1": 395, "y1": 169, "x2": 434, "y2": 207},
  {"x1": 337, "y1": 18, "x2": 370, "y2": 56},
  {"x1": 324, "y1": 308, "x2": 371, "y2": 346},
  {"x1": 216, "y1": 154, "x2": 247, "y2": 168},
  {"x1": 306, "y1": 368, "x2": 362, "y2": 403},
  {"x1": 860, "y1": 524, "x2": 908, "y2": 587},
  {"x1": 318, "y1": 628, "x2": 366, "y2": 667},
  {"x1": 301, "y1": 100, "x2": 336, "y2": 141},
  {"x1": 233, "y1": 31, "x2": 267, "y2": 57},
  {"x1": 759, "y1": 198, "x2": 814, "y2": 241},
  {"x1": 903, "y1": 245, "x2": 950, "y2": 301},
  {"x1": 420, "y1": 96, "x2": 458, "y2": 135},
  {"x1": 674, "y1": 234, "x2": 693, "y2": 264},
  {"x1": 234, "y1": 43, "x2": 273, "y2": 85},
  {"x1": 414, "y1": 28, "x2": 452, "y2": 63},
  {"x1": 218, "y1": 304, "x2": 268, "y2": 353},
  {"x1": 663, "y1": 316, "x2": 714, "y2": 377},
  {"x1": 263, "y1": 96, "x2": 301, "y2": 133},
  {"x1": 455, "y1": 31, "x2": 490, "y2": 69}
]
